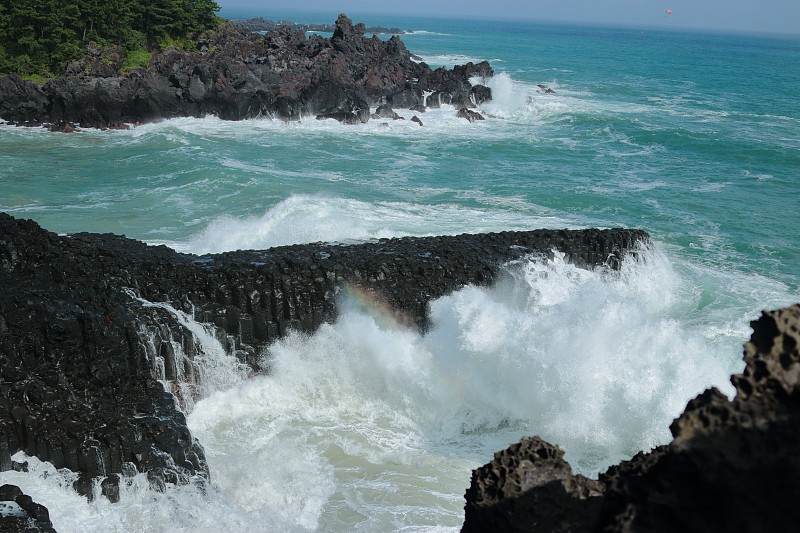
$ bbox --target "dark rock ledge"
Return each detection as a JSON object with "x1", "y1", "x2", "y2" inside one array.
[
  {"x1": 0, "y1": 211, "x2": 646, "y2": 513},
  {"x1": 462, "y1": 303, "x2": 800, "y2": 532},
  {"x1": 0, "y1": 14, "x2": 493, "y2": 129}
]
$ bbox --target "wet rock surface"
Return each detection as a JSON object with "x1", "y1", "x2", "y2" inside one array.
[
  {"x1": 462, "y1": 304, "x2": 800, "y2": 532},
  {"x1": 456, "y1": 108, "x2": 485, "y2": 122},
  {"x1": 0, "y1": 484, "x2": 56, "y2": 532},
  {"x1": 0, "y1": 14, "x2": 493, "y2": 128},
  {"x1": 0, "y1": 211, "x2": 646, "y2": 502}
]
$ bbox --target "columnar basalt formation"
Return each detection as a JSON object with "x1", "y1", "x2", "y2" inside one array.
[
  {"x1": 462, "y1": 304, "x2": 800, "y2": 532},
  {"x1": 0, "y1": 212, "x2": 647, "y2": 499},
  {"x1": 0, "y1": 14, "x2": 494, "y2": 128}
]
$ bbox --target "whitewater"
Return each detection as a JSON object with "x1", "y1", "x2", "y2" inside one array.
[{"x1": 1, "y1": 14, "x2": 799, "y2": 532}]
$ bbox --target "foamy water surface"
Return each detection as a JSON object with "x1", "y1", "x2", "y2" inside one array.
[{"x1": 1, "y1": 247, "x2": 769, "y2": 532}]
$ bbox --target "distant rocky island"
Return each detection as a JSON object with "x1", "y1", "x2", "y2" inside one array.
[{"x1": 231, "y1": 16, "x2": 409, "y2": 35}]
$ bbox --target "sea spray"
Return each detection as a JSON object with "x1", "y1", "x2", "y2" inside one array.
[
  {"x1": 0, "y1": 295, "x2": 267, "y2": 532},
  {"x1": 189, "y1": 245, "x2": 738, "y2": 530},
  {"x1": 1, "y1": 17, "x2": 797, "y2": 531},
  {"x1": 1, "y1": 453, "x2": 295, "y2": 532},
  {"x1": 0, "y1": 247, "x2": 771, "y2": 531},
  {"x1": 181, "y1": 194, "x2": 574, "y2": 254},
  {"x1": 128, "y1": 291, "x2": 251, "y2": 411}
]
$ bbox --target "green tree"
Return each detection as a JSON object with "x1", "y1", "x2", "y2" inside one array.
[{"x1": 0, "y1": 0, "x2": 220, "y2": 76}]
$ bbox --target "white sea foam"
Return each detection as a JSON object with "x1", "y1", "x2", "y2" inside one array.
[
  {"x1": 742, "y1": 169, "x2": 774, "y2": 181},
  {"x1": 1, "y1": 245, "x2": 746, "y2": 532},
  {"x1": 179, "y1": 194, "x2": 575, "y2": 254},
  {"x1": 479, "y1": 73, "x2": 574, "y2": 122},
  {"x1": 186, "y1": 245, "x2": 737, "y2": 531},
  {"x1": 0, "y1": 453, "x2": 303, "y2": 532},
  {"x1": 132, "y1": 295, "x2": 250, "y2": 407},
  {"x1": 415, "y1": 53, "x2": 482, "y2": 67},
  {"x1": 407, "y1": 30, "x2": 453, "y2": 36},
  {"x1": 93, "y1": 108, "x2": 493, "y2": 143}
]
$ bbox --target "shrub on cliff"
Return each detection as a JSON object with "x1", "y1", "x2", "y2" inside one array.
[{"x1": 0, "y1": 0, "x2": 220, "y2": 78}]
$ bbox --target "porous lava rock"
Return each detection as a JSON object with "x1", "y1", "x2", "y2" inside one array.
[
  {"x1": 462, "y1": 437, "x2": 604, "y2": 533},
  {"x1": 462, "y1": 304, "x2": 800, "y2": 532}
]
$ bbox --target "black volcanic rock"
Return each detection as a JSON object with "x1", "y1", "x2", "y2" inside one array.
[
  {"x1": 0, "y1": 484, "x2": 56, "y2": 532},
  {"x1": 456, "y1": 108, "x2": 485, "y2": 122},
  {"x1": 0, "y1": 15, "x2": 494, "y2": 128},
  {"x1": 375, "y1": 104, "x2": 402, "y2": 120},
  {"x1": 462, "y1": 304, "x2": 800, "y2": 532},
  {"x1": 0, "y1": 211, "x2": 647, "y2": 507},
  {"x1": 0, "y1": 76, "x2": 49, "y2": 125},
  {"x1": 462, "y1": 437, "x2": 604, "y2": 533},
  {"x1": 470, "y1": 84, "x2": 493, "y2": 105}
]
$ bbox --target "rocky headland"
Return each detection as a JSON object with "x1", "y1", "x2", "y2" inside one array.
[
  {"x1": 462, "y1": 304, "x2": 800, "y2": 532},
  {"x1": 0, "y1": 14, "x2": 493, "y2": 130},
  {"x1": 0, "y1": 213, "x2": 644, "y2": 516}
]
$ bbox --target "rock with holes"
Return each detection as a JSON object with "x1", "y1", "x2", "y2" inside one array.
[
  {"x1": 0, "y1": 484, "x2": 56, "y2": 532},
  {"x1": 462, "y1": 436, "x2": 604, "y2": 532},
  {"x1": 462, "y1": 304, "x2": 800, "y2": 532}
]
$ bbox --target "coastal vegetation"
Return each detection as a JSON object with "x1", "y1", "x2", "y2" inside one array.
[{"x1": 0, "y1": 0, "x2": 220, "y2": 78}]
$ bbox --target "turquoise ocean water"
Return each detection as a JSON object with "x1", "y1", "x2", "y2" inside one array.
[{"x1": 1, "y1": 15, "x2": 799, "y2": 532}]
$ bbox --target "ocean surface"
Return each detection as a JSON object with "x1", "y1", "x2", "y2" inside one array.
[{"x1": 1, "y1": 14, "x2": 799, "y2": 532}]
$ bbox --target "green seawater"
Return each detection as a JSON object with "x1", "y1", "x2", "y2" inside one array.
[{"x1": 1, "y1": 16, "x2": 799, "y2": 532}]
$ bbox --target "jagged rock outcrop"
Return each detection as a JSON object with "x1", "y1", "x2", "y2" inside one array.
[
  {"x1": 462, "y1": 437, "x2": 604, "y2": 533},
  {"x1": 462, "y1": 304, "x2": 800, "y2": 532},
  {"x1": 457, "y1": 108, "x2": 485, "y2": 122},
  {"x1": 0, "y1": 15, "x2": 493, "y2": 128},
  {"x1": 0, "y1": 212, "x2": 646, "y2": 504},
  {"x1": 0, "y1": 216, "x2": 210, "y2": 497},
  {"x1": 0, "y1": 76, "x2": 49, "y2": 126}
]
